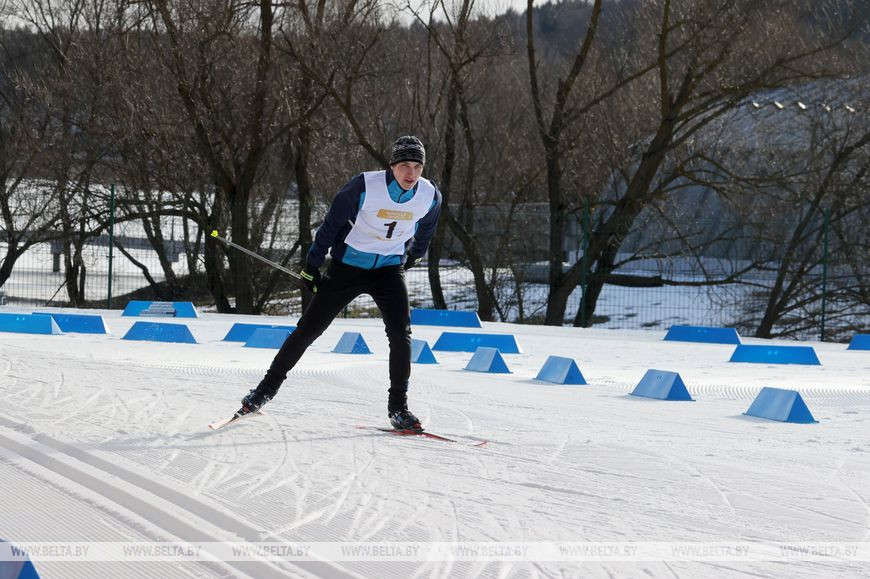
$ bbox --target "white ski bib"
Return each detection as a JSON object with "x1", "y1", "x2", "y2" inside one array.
[{"x1": 344, "y1": 171, "x2": 436, "y2": 256}]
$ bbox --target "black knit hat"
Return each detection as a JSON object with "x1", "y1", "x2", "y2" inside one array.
[{"x1": 389, "y1": 135, "x2": 426, "y2": 166}]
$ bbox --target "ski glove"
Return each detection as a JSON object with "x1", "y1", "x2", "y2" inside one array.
[
  {"x1": 300, "y1": 263, "x2": 321, "y2": 293},
  {"x1": 403, "y1": 256, "x2": 420, "y2": 270}
]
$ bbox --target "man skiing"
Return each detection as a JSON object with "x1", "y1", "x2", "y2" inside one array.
[{"x1": 239, "y1": 136, "x2": 442, "y2": 431}]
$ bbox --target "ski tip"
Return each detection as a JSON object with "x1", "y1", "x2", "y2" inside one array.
[
  {"x1": 207, "y1": 408, "x2": 265, "y2": 431},
  {"x1": 210, "y1": 230, "x2": 219, "y2": 238}
]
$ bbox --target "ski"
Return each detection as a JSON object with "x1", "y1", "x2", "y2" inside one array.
[
  {"x1": 208, "y1": 408, "x2": 265, "y2": 430},
  {"x1": 356, "y1": 426, "x2": 487, "y2": 447}
]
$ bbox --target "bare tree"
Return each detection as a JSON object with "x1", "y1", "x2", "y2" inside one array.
[
  {"x1": 10, "y1": 0, "x2": 118, "y2": 305},
  {"x1": 276, "y1": 1, "x2": 376, "y2": 310},
  {"x1": 143, "y1": 0, "x2": 291, "y2": 313},
  {"x1": 716, "y1": 88, "x2": 870, "y2": 339},
  {"x1": 413, "y1": 0, "x2": 516, "y2": 320},
  {"x1": 525, "y1": 0, "x2": 608, "y2": 325},
  {"x1": 526, "y1": 0, "x2": 862, "y2": 326},
  {"x1": 0, "y1": 17, "x2": 66, "y2": 293}
]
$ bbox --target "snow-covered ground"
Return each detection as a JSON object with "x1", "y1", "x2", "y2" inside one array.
[{"x1": 0, "y1": 306, "x2": 868, "y2": 578}]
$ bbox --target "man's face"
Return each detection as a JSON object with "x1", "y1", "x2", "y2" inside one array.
[{"x1": 392, "y1": 161, "x2": 424, "y2": 190}]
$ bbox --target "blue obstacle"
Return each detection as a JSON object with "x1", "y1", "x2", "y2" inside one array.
[
  {"x1": 464, "y1": 347, "x2": 511, "y2": 373},
  {"x1": 411, "y1": 308, "x2": 482, "y2": 328},
  {"x1": 664, "y1": 325, "x2": 741, "y2": 345},
  {"x1": 630, "y1": 369, "x2": 694, "y2": 401},
  {"x1": 35, "y1": 312, "x2": 108, "y2": 334},
  {"x1": 122, "y1": 321, "x2": 197, "y2": 344},
  {"x1": 244, "y1": 328, "x2": 294, "y2": 349},
  {"x1": 0, "y1": 313, "x2": 62, "y2": 335},
  {"x1": 729, "y1": 344, "x2": 820, "y2": 365},
  {"x1": 0, "y1": 560, "x2": 40, "y2": 579},
  {"x1": 847, "y1": 334, "x2": 870, "y2": 351},
  {"x1": 333, "y1": 332, "x2": 372, "y2": 354},
  {"x1": 411, "y1": 339, "x2": 438, "y2": 364},
  {"x1": 1, "y1": 539, "x2": 40, "y2": 578},
  {"x1": 432, "y1": 332, "x2": 522, "y2": 353},
  {"x1": 744, "y1": 387, "x2": 817, "y2": 423},
  {"x1": 122, "y1": 300, "x2": 199, "y2": 318},
  {"x1": 224, "y1": 323, "x2": 296, "y2": 342},
  {"x1": 535, "y1": 356, "x2": 586, "y2": 385}
]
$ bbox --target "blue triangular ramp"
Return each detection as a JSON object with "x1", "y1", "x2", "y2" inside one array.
[
  {"x1": 19, "y1": 560, "x2": 40, "y2": 578},
  {"x1": 432, "y1": 332, "x2": 522, "y2": 353},
  {"x1": 847, "y1": 334, "x2": 870, "y2": 351},
  {"x1": 121, "y1": 321, "x2": 197, "y2": 344},
  {"x1": 0, "y1": 539, "x2": 40, "y2": 578},
  {"x1": 729, "y1": 345, "x2": 820, "y2": 365},
  {"x1": 630, "y1": 369, "x2": 693, "y2": 401},
  {"x1": 744, "y1": 387, "x2": 817, "y2": 423},
  {"x1": 224, "y1": 323, "x2": 296, "y2": 342},
  {"x1": 411, "y1": 339, "x2": 438, "y2": 364},
  {"x1": 333, "y1": 332, "x2": 372, "y2": 354},
  {"x1": 121, "y1": 300, "x2": 152, "y2": 316},
  {"x1": 0, "y1": 313, "x2": 62, "y2": 335},
  {"x1": 664, "y1": 325, "x2": 741, "y2": 345},
  {"x1": 122, "y1": 301, "x2": 199, "y2": 318},
  {"x1": 35, "y1": 312, "x2": 107, "y2": 334},
  {"x1": 464, "y1": 347, "x2": 511, "y2": 373},
  {"x1": 3, "y1": 561, "x2": 40, "y2": 579},
  {"x1": 535, "y1": 356, "x2": 586, "y2": 385},
  {"x1": 411, "y1": 308, "x2": 482, "y2": 328},
  {"x1": 244, "y1": 328, "x2": 294, "y2": 349}
]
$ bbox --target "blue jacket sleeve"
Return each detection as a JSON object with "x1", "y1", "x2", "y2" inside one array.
[
  {"x1": 407, "y1": 185, "x2": 443, "y2": 259},
  {"x1": 306, "y1": 174, "x2": 364, "y2": 267}
]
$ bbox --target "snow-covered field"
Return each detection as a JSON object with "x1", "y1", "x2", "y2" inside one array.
[{"x1": 0, "y1": 306, "x2": 869, "y2": 578}]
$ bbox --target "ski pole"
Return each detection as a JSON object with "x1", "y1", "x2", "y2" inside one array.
[{"x1": 209, "y1": 230, "x2": 303, "y2": 280}]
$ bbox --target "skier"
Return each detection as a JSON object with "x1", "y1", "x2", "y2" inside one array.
[{"x1": 240, "y1": 136, "x2": 442, "y2": 431}]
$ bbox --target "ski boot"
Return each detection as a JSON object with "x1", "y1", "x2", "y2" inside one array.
[
  {"x1": 388, "y1": 407, "x2": 422, "y2": 431},
  {"x1": 241, "y1": 388, "x2": 272, "y2": 415}
]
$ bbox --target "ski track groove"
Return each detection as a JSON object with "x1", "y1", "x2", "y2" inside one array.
[
  {"x1": 322, "y1": 470, "x2": 364, "y2": 525},
  {"x1": 0, "y1": 414, "x2": 360, "y2": 579},
  {"x1": 189, "y1": 461, "x2": 220, "y2": 495},
  {"x1": 0, "y1": 352, "x2": 12, "y2": 378},
  {"x1": 16, "y1": 376, "x2": 51, "y2": 408},
  {"x1": 0, "y1": 422, "x2": 281, "y2": 578},
  {"x1": 337, "y1": 442, "x2": 383, "y2": 542},
  {"x1": 109, "y1": 390, "x2": 133, "y2": 423},
  {"x1": 132, "y1": 362, "x2": 264, "y2": 380},
  {"x1": 131, "y1": 392, "x2": 168, "y2": 425},
  {"x1": 50, "y1": 386, "x2": 112, "y2": 429},
  {"x1": 838, "y1": 476, "x2": 870, "y2": 542},
  {"x1": 0, "y1": 457, "x2": 223, "y2": 579},
  {"x1": 52, "y1": 368, "x2": 65, "y2": 399},
  {"x1": 162, "y1": 401, "x2": 194, "y2": 437},
  {"x1": 156, "y1": 449, "x2": 181, "y2": 475},
  {"x1": 665, "y1": 452, "x2": 738, "y2": 519},
  {"x1": 596, "y1": 378, "x2": 870, "y2": 404},
  {"x1": 238, "y1": 415, "x2": 297, "y2": 500}
]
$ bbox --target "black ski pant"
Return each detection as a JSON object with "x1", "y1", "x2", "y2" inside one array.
[{"x1": 257, "y1": 261, "x2": 412, "y2": 404}]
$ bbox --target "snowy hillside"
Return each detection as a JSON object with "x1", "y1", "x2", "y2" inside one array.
[{"x1": 0, "y1": 307, "x2": 868, "y2": 578}]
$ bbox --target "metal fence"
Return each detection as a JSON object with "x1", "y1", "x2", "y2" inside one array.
[{"x1": 2, "y1": 226, "x2": 866, "y2": 342}]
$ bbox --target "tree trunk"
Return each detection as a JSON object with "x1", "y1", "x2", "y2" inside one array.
[
  {"x1": 227, "y1": 186, "x2": 255, "y2": 313},
  {"x1": 427, "y1": 218, "x2": 448, "y2": 309},
  {"x1": 543, "y1": 145, "x2": 568, "y2": 324},
  {"x1": 294, "y1": 125, "x2": 315, "y2": 312}
]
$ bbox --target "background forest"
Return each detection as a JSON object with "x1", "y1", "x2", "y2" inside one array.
[{"x1": 1, "y1": 0, "x2": 868, "y2": 340}]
